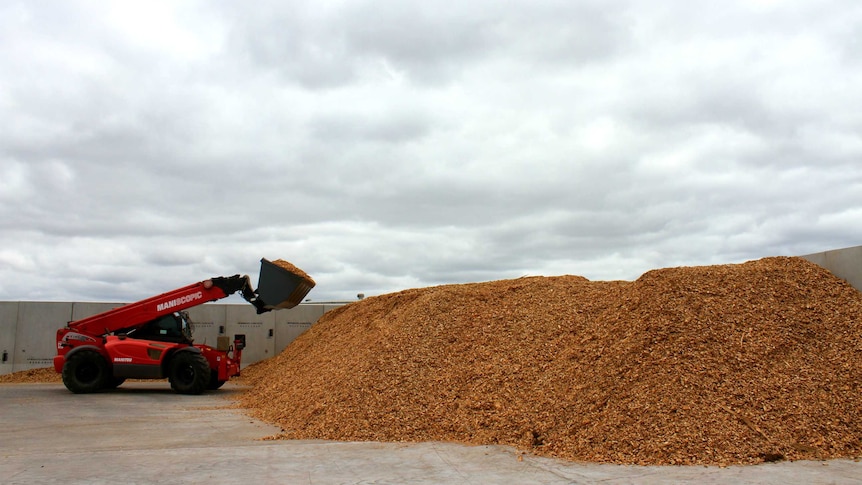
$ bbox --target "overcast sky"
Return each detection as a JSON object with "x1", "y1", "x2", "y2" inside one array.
[{"x1": 1, "y1": 0, "x2": 861, "y2": 304}]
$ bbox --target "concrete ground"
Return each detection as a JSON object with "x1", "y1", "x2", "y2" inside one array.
[{"x1": 1, "y1": 382, "x2": 860, "y2": 485}]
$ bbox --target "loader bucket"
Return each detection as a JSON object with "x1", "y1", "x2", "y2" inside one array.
[{"x1": 256, "y1": 258, "x2": 316, "y2": 310}]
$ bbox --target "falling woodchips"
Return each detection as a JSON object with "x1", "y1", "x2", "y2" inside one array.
[{"x1": 239, "y1": 257, "x2": 862, "y2": 466}]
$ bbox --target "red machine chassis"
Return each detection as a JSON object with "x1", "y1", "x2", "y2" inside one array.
[{"x1": 53, "y1": 260, "x2": 313, "y2": 394}]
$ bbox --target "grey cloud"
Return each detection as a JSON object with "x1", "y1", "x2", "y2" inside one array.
[
  {"x1": 219, "y1": 0, "x2": 633, "y2": 87},
  {"x1": 2, "y1": 1, "x2": 862, "y2": 304},
  {"x1": 309, "y1": 111, "x2": 432, "y2": 144}
]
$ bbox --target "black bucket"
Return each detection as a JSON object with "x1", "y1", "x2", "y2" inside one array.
[{"x1": 256, "y1": 258, "x2": 315, "y2": 310}]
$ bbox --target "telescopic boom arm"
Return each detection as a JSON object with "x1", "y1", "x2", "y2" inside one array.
[{"x1": 66, "y1": 275, "x2": 263, "y2": 338}]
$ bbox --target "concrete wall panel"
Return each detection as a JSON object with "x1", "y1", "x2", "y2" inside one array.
[
  {"x1": 71, "y1": 302, "x2": 124, "y2": 322},
  {"x1": 186, "y1": 304, "x2": 227, "y2": 349},
  {"x1": 15, "y1": 302, "x2": 73, "y2": 371},
  {"x1": 323, "y1": 303, "x2": 350, "y2": 313},
  {"x1": 0, "y1": 302, "x2": 19, "y2": 375},
  {"x1": 226, "y1": 305, "x2": 276, "y2": 367},
  {"x1": 803, "y1": 246, "x2": 862, "y2": 291},
  {"x1": 274, "y1": 304, "x2": 327, "y2": 355}
]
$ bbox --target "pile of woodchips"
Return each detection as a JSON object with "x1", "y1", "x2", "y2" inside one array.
[
  {"x1": 0, "y1": 367, "x2": 61, "y2": 383},
  {"x1": 186, "y1": 257, "x2": 862, "y2": 464}
]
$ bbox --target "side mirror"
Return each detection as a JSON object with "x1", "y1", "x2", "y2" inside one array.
[{"x1": 234, "y1": 334, "x2": 246, "y2": 351}]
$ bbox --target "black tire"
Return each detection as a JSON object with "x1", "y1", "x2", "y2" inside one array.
[
  {"x1": 105, "y1": 377, "x2": 126, "y2": 389},
  {"x1": 207, "y1": 372, "x2": 226, "y2": 390},
  {"x1": 168, "y1": 352, "x2": 210, "y2": 395},
  {"x1": 62, "y1": 350, "x2": 109, "y2": 393}
]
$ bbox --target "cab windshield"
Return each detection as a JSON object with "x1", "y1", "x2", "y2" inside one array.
[{"x1": 129, "y1": 312, "x2": 194, "y2": 344}]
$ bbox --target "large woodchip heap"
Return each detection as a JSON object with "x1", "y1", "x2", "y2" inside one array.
[{"x1": 239, "y1": 256, "x2": 862, "y2": 465}]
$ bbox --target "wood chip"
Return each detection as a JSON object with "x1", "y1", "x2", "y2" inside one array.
[
  {"x1": 7, "y1": 257, "x2": 860, "y2": 466},
  {"x1": 271, "y1": 259, "x2": 315, "y2": 285},
  {"x1": 0, "y1": 367, "x2": 62, "y2": 383},
  {"x1": 238, "y1": 257, "x2": 862, "y2": 465}
]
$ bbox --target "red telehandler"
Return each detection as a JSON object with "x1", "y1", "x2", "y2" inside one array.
[{"x1": 53, "y1": 259, "x2": 314, "y2": 395}]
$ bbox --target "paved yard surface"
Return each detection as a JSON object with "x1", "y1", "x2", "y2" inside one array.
[{"x1": 1, "y1": 383, "x2": 860, "y2": 484}]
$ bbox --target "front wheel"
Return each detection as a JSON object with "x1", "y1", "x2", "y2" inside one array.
[
  {"x1": 62, "y1": 350, "x2": 109, "y2": 393},
  {"x1": 168, "y1": 352, "x2": 210, "y2": 395}
]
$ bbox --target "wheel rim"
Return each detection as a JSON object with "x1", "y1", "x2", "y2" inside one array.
[
  {"x1": 177, "y1": 364, "x2": 196, "y2": 385},
  {"x1": 75, "y1": 362, "x2": 99, "y2": 384}
]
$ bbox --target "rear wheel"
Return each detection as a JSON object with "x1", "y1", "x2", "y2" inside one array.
[
  {"x1": 168, "y1": 352, "x2": 210, "y2": 395},
  {"x1": 62, "y1": 350, "x2": 109, "y2": 393},
  {"x1": 207, "y1": 372, "x2": 226, "y2": 390},
  {"x1": 105, "y1": 377, "x2": 126, "y2": 389}
]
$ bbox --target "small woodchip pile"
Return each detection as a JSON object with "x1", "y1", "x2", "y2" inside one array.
[
  {"x1": 0, "y1": 367, "x2": 61, "y2": 384},
  {"x1": 239, "y1": 257, "x2": 862, "y2": 466}
]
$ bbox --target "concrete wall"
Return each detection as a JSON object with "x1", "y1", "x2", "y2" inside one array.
[
  {"x1": 3, "y1": 244, "x2": 859, "y2": 376},
  {"x1": 0, "y1": 302, "x2": 20, "y2": 376},
  {"x1": 0, "y1": 301, "x2": 347, "y2": 375},
  {"x1": 802, "y1": 245, "x2": 862, "y2": 291}
]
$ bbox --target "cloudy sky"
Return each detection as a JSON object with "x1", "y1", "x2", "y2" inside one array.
[{"x1": 1, "y1": 0, "x2": 860, "y2": 304}]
